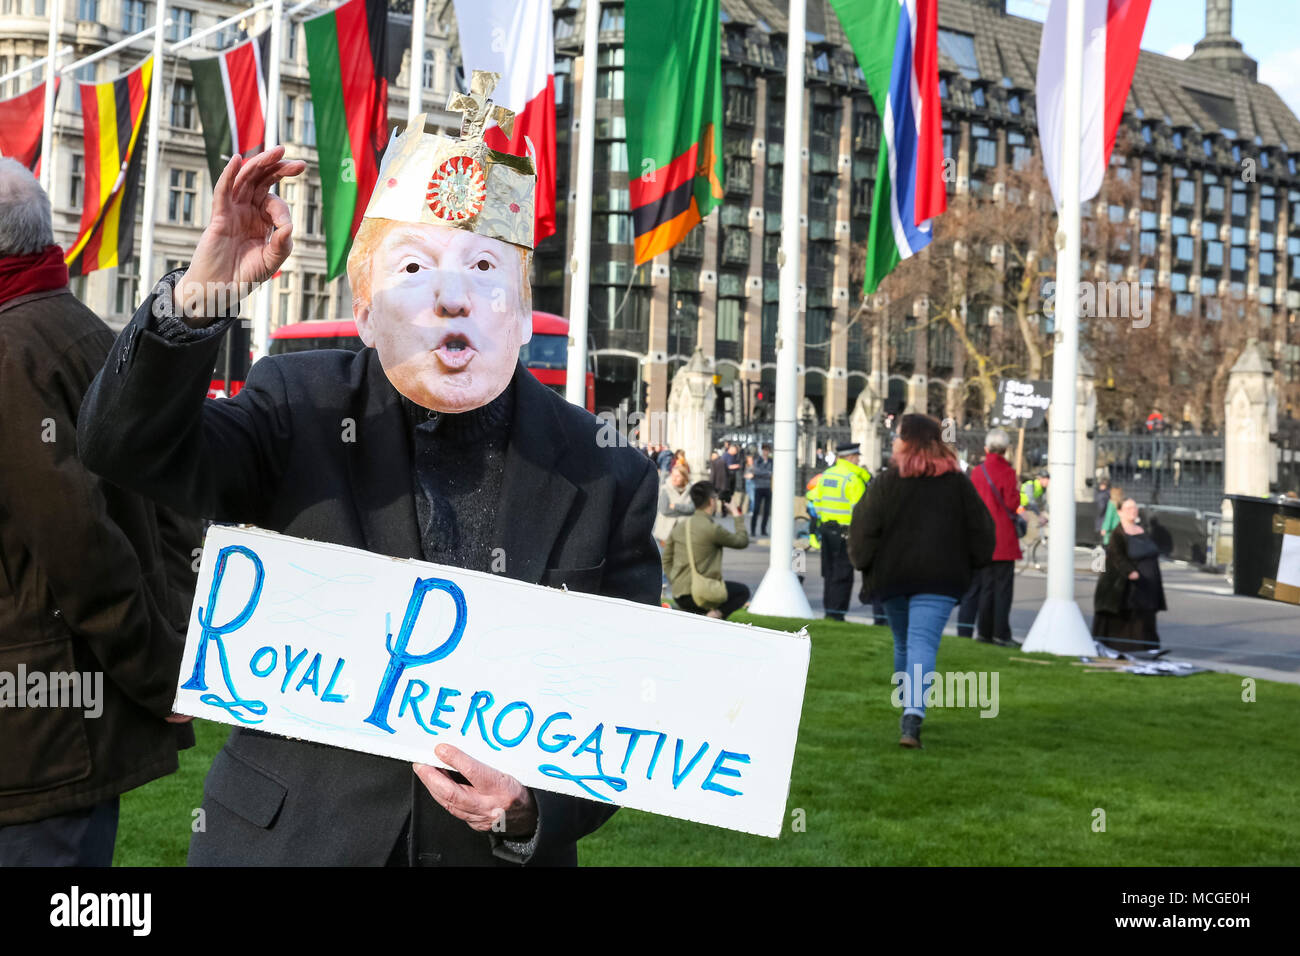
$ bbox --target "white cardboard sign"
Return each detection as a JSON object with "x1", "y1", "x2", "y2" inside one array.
[{"x1": 174, "y1": 525, "x2": 811, "y2": 838}]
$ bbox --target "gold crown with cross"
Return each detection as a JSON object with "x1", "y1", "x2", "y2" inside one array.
[{"x1": 363, "y1": 70, "x2": 536, "y2": 249}]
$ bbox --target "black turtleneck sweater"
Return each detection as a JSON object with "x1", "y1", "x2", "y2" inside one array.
[{"x1": 400, "y1": 380, "x2": 514, "y2": 572}]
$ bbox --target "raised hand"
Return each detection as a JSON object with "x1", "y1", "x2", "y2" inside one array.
[{"x1": 173, "y1": 146, "x2": 307, "y2": 326}]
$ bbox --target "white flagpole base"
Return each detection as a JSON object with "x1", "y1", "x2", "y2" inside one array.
[
  {"x1": 1021, "y1": 597, "x2": 1098, "y2": 656},
  {"x1": 748, "y1": 567, "x2": 813, "y2": 619}
]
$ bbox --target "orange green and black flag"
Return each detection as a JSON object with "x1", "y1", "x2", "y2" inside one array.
[
  {"x1": 65, "y1": 56, "x2": 153, "y2": 277},
  {"x1": 623, "y1": 0, "x2": 724, "y2": 266}
]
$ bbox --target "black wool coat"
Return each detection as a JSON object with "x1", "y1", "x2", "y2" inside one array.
[
  {"x1": 847, "y1": 467, "x2": 996, "y2": 601},
  {"x1": 76, "y1": 279, "x2": 661, "y2": 866},
  {"x1": 1093, "y1": 527, "x2": 1168, "y2": 616},
  {"x1": 0, "y1": 287, "x2": 197, "y2": 827}
]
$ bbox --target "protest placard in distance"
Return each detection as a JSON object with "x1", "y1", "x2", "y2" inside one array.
[
  {"x1": 991, "y1": 378, "x2": 1052, "y2": 429},
  {"x1": 174, "y1": 525, "x2": 811, "y2": 838}
]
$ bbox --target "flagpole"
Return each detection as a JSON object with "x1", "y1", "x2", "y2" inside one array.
[
  {"x1": 565, "y1": 0, "x2": 599, "y2": 408},
  {"x1": 251, "y1": 0, "x2": 283, "y2": 364},
  {"x1": 39, "y1": 0, "x2": 62, "y2": 193},
  {"x1": 409, "y1": 0, "x2": 426, "y2": 122},
  {"x1": 1022, "y1": 0, "x2": 1095, "y2": 655},
  {"x1": 138, "y1": 0, "x2": 168, "y2": 286},
  {"x1": 748, "y1": 0, "x2": 812, "y2": 618}
]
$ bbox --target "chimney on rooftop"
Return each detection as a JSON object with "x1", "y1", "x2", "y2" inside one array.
[{"x1": 1186, "y1": 0, "x2": 1258, "y2": 81}]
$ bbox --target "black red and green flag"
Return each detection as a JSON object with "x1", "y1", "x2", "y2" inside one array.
[
  {"x1": 623, "y1": 0, "x2": 724, "y2": 265},
  {"x1": 0, "y1": 79, "x2": 59, "y2": 176},
  {"x1": 190, "y1": 30, "x2": 271, "y2": 184},
  {"x1": 65, "y1": 57, "x2": 152, "y2": 278},
  {"x1": 304, "y1": 0, "x2": 390, "y2": 279}
]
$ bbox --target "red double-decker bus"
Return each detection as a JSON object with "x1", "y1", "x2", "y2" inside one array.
[{"x1": 243, "y1": 311, "x2": 595, "y2": 411}]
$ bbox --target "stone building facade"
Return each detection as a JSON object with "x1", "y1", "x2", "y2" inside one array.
[{"x1": 4, "y1": 0, "x2": 1298, "y2": 424}]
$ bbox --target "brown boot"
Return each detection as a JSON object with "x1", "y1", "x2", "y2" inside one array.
[{"x1": 899, "y1": 713, "x2": 923, "y2": 749}]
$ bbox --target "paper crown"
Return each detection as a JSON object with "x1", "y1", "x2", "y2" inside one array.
[{"x1": 363, "y1": 70, "x2": 536, "y2": 250}]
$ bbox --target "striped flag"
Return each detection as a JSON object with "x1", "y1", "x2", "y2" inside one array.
[
  {"x1": 624, "y1": 0, "x2": 724, "y2": 265},
  {"x1": 453, "y1": 0, "x2": 557, "y2": 242},
  {"x1": 0, "y1": 79, "x2": 59, "y2": 175},
  {"x1": 190, "y1": 31, "x2": 270, "y2": 185},
  {"x1": 831, "y1": 0, "x2": 947, "y2": 294},
  {"x1": 1037, "y1": 0, "x2": 1151, "y2": 210},
  {"x1": 65, "y1": 57, "x2": 153, "y2": 278},
  {"x1": 304, "y1": 0, "x2": 390, "y2": 279}
]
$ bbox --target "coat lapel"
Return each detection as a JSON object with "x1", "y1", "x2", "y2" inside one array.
[
  {"x1": 343, "y1": 350, "x2": 423, "y2": 561},
  {"x1": 492, "y1": 365, "x2": 578, "y2": 584}
]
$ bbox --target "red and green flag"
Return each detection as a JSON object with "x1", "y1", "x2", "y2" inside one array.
[
  {"x1": 190, "y1": 30, "x2": 271, "y2": 185},
  {"x1": 303, "y1": 0, "x2": 390, "y2": 279},
  {"x1": 623, "y1": 0, "x2": 724, "y2": 265}
]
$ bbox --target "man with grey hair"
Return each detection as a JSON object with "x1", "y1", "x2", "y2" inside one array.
[
  {"x1": 0, "y1": 158, "x2": 198, "y2": 865},
  {"x1": 957, "y1": 426, "x2": 1022, "y2": 645}
]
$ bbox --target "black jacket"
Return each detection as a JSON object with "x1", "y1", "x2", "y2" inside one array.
[
  {"x1": 847, "y1": 467, "x2": 995, "y2": 601},
  {"x1": 76, "y1": 277, "x2": 661, "y2": 866},
  {"x1": 0, "y1": 287, "x2": 197, "y2": 826}
]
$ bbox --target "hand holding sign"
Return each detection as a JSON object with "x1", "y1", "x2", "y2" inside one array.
[{"x1": 414, "y1": 744, "x2": 537, "y2": 836}]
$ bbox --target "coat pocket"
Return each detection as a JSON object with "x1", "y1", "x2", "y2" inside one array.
[
  {"x1": 0, "y1": 637, "x2": 93, "y2": 796},
  {"x1": 205, "y1": 747, "x2": 288, "y2": 829},
  {"x1": 539, "y1": 560, "x2": 606, "y2": 594}
]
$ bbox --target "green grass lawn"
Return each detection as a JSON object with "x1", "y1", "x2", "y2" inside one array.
[{"x1": 114, "y1": 616, "x2": 1300, "y2": 866}]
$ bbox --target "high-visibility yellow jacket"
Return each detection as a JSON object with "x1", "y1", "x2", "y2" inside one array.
[{"x1": 805, "y1": 459, "x2": 872, "y2": 527}]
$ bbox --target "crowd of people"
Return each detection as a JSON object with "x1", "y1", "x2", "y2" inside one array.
[{"x1": 642, "y1": 414, "x2": 1174, "y2": 750}]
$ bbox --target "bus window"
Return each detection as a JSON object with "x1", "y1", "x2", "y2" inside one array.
[{"x1": 519, "y1": 332, "x2": 567, "y2": 370}]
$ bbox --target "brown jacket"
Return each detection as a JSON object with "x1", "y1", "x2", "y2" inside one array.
[
  {"x1": 663, "y1": 511, "x2": 748, "y2": 599},
  {"x1": 0, "y1": 287, "x2": 197, "y2": 825}
]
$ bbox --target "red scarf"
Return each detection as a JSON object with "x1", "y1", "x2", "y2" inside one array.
[{"x1": 0, "y1": 245, "x2": 69, "y2": 308}]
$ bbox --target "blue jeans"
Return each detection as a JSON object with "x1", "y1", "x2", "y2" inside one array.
[{"x1": 884, "y1": 593, "x2": 958, "y2": 718}]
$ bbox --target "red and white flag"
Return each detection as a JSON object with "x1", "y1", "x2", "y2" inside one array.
[
  {"x1": 1036, "y1": 0, "x2": 1151, "y2": 209},
  {"x1": 453, "y1": 0, "x2": 556, "y2": 242}
]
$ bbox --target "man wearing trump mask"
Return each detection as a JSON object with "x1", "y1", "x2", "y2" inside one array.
[{"x1": 77, "y1": 72, "x2": 661, "y2": 866}]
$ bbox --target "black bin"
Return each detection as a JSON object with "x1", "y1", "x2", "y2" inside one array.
[{"x1": 1227, "y1": 493, "x2": 1300, "y2": 603}]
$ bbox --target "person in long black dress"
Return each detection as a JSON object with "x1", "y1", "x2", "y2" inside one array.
[{"x1": 1092, "y1": 498, "x2": 1167, "y2": 653}]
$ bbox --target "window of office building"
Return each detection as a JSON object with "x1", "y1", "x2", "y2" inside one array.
[
  {"x1": 971, "y1": 123, "x2": 995, "y2": 168},
  {"x1": 168, "y1": 169, "x2": 198, "y2": 223},
  {"x1": 282, "y1": 95, "x2": 296, "y2": 141},
  {"x1": 1231, "y1": 183, "x2": 1248, "y2": 218},
  {"x1": 166, "y1": 7, "x2": 194, "y2": 42},
  {"x1": 276, "y1": 271, "x2": 294, "y2": 326},
  {"x1": 171, "y1": 81, "x2": 195, "y2": 129},
  {"x1": 77, "y1": 0, "x2": 97, "y2": 20},
  {"x1": 1008, "y1": 130, "x2": 1031, "y2": 170},
  {"x1": 423, "y1": 50, "x2": 436, "y2": 91},
  {"x1": 596, "y1": 213, "x2": 632, "y2": 245},
  {"x1": 301, "y1": 273, "x2": 328, "y2": 321},
  {"x1": 114, "y1": 264, "x2": 138, "y2": 316},
  {"x1": 303, "y1": 99, "x2": 315, "y2": 147},
  {"x1": 306, "y1": 182, "x2": 321, "y2": 235},
  {"x1": 122, "y1": 0, "x2": 146, "y2": 32},
  {"x1": 69, "y1": 154, "x2": 83, "y2": 207},
  {"x1": 717, "y1": 298, "x2": 741, "y2": 343},
  {"x1": 936, "y1": 29, "x2": 979, "y2": 80},
  {"x1": 596, "y1": 46, "x2": 624, "y2": 100}
]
